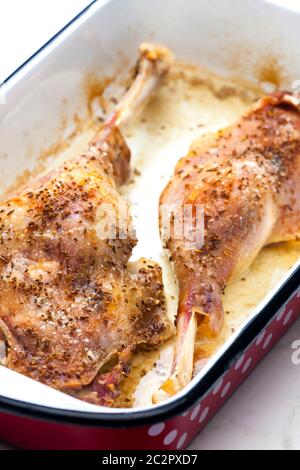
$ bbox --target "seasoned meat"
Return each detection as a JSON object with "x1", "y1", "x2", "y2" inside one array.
[
  {"x1": 0, "y1": 43, "x2": 174, "y2": 406},
  {"x1": 155, "y1": 92, "x2": 300, "y2": 400}
]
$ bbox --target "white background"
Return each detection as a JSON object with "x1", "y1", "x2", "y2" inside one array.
[
  {"x1": 0, "y1": 0, "x2": 90, "y2": 83},
  {"x1": 1, "y1": 0, "x2": 300, "y2": 451}
]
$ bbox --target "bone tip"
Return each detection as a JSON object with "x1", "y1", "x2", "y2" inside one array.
[
  {"x1": 139, "y1": 42, "x2": 174, "y2": 69},
  {"x1": 282, "y1": 92, "x2": 300, "y2": 110},
  {"x1": 152, "y1": 388, "x2": 172, "y2": 404},
  {"x1": 152, "y1": 376, "x2": 178, "y2": 404}
]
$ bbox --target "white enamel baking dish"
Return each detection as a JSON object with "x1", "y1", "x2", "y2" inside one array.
[{"x1": 0, "y1": 0, "x2": 300, "y2": 450}]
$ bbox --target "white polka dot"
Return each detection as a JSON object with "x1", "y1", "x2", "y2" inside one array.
[
  {"x1": 190, "y1": 404, "x2": 201, "y2": 421},
  {"x1": 199, "y1": 406, "x2": 210, "y2": 424},
  {"x1": 176, "y1": 432, "x2": 188, "y2": 450},
  {"x1": 297, "y1": 290, "x2": 300, "y2": 298},
  {"x1": 163, "y1": 429, "x2": 178, "y2": 446},
  {"x1": 221, "y1": 382, "x2": 231, "y2": 398},
  {"x1": 212, "y1": 378, "x2": 223, "y2": 395},
  {"x1": 283, "y1": 309, "x2": 293, "y2": 326},
  {"x1": 148, "y1": 422, "x2": 165, "y2": 436},
  {"x1": 234, "y1": 353, "x2": 245, "y2": 370},
  {"x1": 276, "y1": 307, "x2": 286, "y2": 322},
  {"x1": 182, "y1": 410, "x2": 189, "y2": 417},
  {"x1": 242, "y1": 357, "x2": 252, "y2": 374},
  {"x1": 256, "y1": 331, "x2": 265, "y2": 346},
  {"x1": 263, "y1": 333, "x2": 273, "y2": 350}
]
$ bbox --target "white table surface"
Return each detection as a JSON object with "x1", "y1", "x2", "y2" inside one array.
[{"x1": 1, "y1": 0, "x2": 300, "y2": 451}]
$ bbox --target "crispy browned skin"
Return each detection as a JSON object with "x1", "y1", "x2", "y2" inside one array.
[
  {"x1": 0, "y1": 126, "x2": 171, "y2": 405},
  {"x1": 157, "y1": 92, "x2": 300, "y2": 398},
  {"x1": 0, "y1": 44, "x2": 174, "y2": 407}
]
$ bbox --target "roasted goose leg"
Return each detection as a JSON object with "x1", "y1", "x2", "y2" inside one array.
[
  {"x1": 155, "y1": 92, "x2": 300, "y2": 401},
  {"x1": 0, "y1": 43, "x2": 174, "y2": 407}
]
